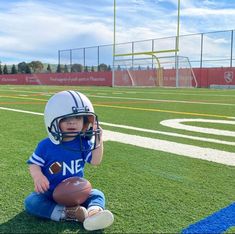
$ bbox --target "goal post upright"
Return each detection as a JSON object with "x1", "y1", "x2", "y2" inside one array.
[
  {"x1": 112, "y1": 0, "x2": 116, "y2": 87},
  {"x1": 113, "y1": 0, "x2": 181, "y2": 57},
  {"x1": 112, "y1": 0, "x2": 196, "y2": 88},
  {"x1": 176, "y1": 0, "x2": 180, "y2": 52},
  {"x1": 175, "y1": 0, "x2": 181, "y2": 87}
]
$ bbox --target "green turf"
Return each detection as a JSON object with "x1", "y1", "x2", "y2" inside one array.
[{"x1": 0, "y1": 85, "x2": 235, "y2": 233}]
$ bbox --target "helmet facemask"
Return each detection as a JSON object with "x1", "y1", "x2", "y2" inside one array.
[{"x1": 48, "y1": 113, "x2": 100, "y2": 152}]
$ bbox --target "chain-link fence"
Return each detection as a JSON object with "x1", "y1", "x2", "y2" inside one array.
[{"x1": 59, "y1": 29, "x2": 235, "y2": 71}]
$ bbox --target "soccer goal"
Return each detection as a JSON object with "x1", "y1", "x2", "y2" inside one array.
[{"x1": 113, "y1": 55, "x2": 197, "y2": 88}]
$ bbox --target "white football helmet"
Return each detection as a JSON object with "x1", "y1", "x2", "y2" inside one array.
[{"x1": 44, "y1": 90, "x2": 100, "y2": 151}]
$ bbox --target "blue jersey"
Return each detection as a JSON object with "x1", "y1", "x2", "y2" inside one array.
[{"x1": 27, "y1": 137, "x2": 92, "y2": 191}]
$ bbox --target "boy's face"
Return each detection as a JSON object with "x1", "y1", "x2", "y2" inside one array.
[{"x1": 59, "y1": 116, "x2": 84, "y2": 141}]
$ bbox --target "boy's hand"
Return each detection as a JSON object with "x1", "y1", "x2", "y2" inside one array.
[
  {"x1": 33, "y1": 173, "x2": 50, "y2": 193},
  {"x1": 29, "y1": 164, "x2": 50, "y2": 193}
]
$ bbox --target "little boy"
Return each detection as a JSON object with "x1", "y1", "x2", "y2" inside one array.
[{"x1": 24, "y1": 90, "x2": 114, "y2": 231}]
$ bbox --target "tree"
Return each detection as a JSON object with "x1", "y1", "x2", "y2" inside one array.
[
  {"x1": 0, "y1": 64, "x2": 2, "y2": 74},
  {"x1": 25, "y1": 64, "x2": 32, "y2": 74},
  {"x1": 98, "y1": 63, "x2": 108, "y2": 71},
  {"x1": 84, "y1": 66, "x2": 88, "y2": 72},
  {"x1": 107, "y1": 65, "x2": 112, "y2": 71},
  {"x1": 56, "y1": 64, "x2": 62, "y2": 73},
  {"x1": 91, "y1": 66, "x2": 95, "y2": 72},
  {"x1": 11, "y1": 64, "x2": 17, "y2": 74},
  {"x1": 29, "y1": 61, "x2": 44, "y2": 73},
  {"x1": 3, "y1": 65, "x2": 8, "y2": 74},
  {"x1": 47, "y1": 64, "x2": 52, "y2": 73},
  {"x1": 64, "y1": 64, "x2": 69, "y2": 73},
  {"x1": 18, "y1": 62, "x2": 27, "y2": 73},
  {"x1": 71, "y1": 64, "x2": 83, "y2": 72}
]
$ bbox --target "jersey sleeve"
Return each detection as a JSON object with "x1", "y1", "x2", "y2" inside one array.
[{"x1": 27, "y1": 140, "x2": 46, "y2": 167}]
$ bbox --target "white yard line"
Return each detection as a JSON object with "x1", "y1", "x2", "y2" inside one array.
[
  {"x1": 100, "y1": 122, "x2": 235, "y2": 146},
  {"x1": 0, "y1": 107, "x2": 44, "y2": 115},
  {"x1": 0, "y1": 106, "x2": 235, "y2": 166},
  {"x1": 88, "y1": 94, "x2": 235, "y2": 106},
  {"x1": 103, "y1": 130, "x2": 235, "y2": 166},
  {"x1": 1, "y1": 106, "x2": 234, "y2": 146}
]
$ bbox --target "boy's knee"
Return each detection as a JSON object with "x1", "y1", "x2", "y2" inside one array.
[
  {"x1": 91, "y1": 189, "x2": 105, "y2": 198},
  {"x1": 24, "y1": 194, "x2": 33, "y2": 212},
  {"x1": 24, "y1": 192, "x2": 39, "y2": 212}
]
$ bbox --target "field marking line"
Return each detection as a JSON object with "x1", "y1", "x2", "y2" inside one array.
[
  {"x1": 0, "y1": 107, "x2": 45, "y2": 115},
  {"x1": 103, "y1": 130, "x2": 235, "y2": 166},
  {"x1": 160, "y1": 119, "x2": 235, "y2": 137},
  {"x1": 1, "y1": 90, "x2": 235, "y2": 107},
  {"x1": 94, "y1": 104, "x2": 233, "y2": 119},
  {"x1": 0, "y1": 89, "x2": 45, "y2": 94},
  {"x1": 1, "y1": 106, "x2": 235, "y2": 147},
  {"x1": 2, "y1": 87, "x2": 235, "y2": 97},
  {"x1": 182, "y1": 202, "x2": 235, "y2": 233},
  {"x1": 1, "y1": 106, "x2": 234, "y2": 166},
  {"x1": 86, "y1": 89, "x2": 235, "y2": 97},
  {"x1": 0, "y1": 95, "x2": 47, "y2": 102},
  {"x1": 1, "y1": 94, "x2": 234, "y2": 119},
  {"x1": 88, "y1": 94, "x2": 235, "y2": 106},
  {"x1": 100, "y1": 122, "x2": 235, "y2": 146}
]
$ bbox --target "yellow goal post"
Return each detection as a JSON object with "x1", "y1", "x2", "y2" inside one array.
[{"x1": 112, "y1": 0, "x2": 196, "y2": 87}]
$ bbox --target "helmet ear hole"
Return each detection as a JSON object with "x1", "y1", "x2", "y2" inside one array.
[
  {"x1": 82, "y1": 116, "x2": 89, "y2": 132},
  {"x1": 82, "y1": 115, "x2": 95, "y2": 132}
]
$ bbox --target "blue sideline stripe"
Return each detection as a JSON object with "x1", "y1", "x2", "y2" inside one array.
[{"x1": 182, "y1": 202, "x2": 235, "y2": 233}]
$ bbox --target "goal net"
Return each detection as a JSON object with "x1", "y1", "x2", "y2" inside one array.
[{"x1": 113, "y1": 55, "x2": 197, "y2": 88}]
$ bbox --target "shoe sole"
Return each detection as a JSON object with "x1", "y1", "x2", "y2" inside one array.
[{"x1": 83, "y1": 210, "x2": 114, "y2": 231}]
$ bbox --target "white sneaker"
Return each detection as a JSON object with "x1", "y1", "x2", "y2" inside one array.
[{"x1": 83, "y1": 210, "x2": 114, "y2": 231}]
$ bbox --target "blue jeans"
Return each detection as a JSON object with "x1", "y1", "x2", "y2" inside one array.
[{"x1": 24, "y1": 189, "x2": 105, "y2": 221}]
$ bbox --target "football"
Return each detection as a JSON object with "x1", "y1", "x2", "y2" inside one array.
[{"x1": 53, "y1": 177, "x2": 92, "y2": 207}]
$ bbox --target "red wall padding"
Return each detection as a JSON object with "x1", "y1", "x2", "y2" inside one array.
[
  {"x1": 193, "y1": 67, "x2": 235, "y2": 87},
  {"x1": 0, "y1": 72, "x2": 112, "y2": 86},
  {"x1": 0, "y1": 68, "x2": 234, "y2": 88}
]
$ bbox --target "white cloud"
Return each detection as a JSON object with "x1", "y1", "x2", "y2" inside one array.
[
  {"x1": 0, "y1": 0, "x2": 234, "y2": 65},
  {"x1": 0, "y1": 1, "x2": 113, "y2": 64}
]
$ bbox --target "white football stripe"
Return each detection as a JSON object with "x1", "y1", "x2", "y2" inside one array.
[
  {"x1": 32, "y1": 153, "x2": 45, "y2": 163},
  {"x1": 28, "y1": 156, "x2": 44, "y2": 167},
  {"x1": 103, "y1": 130, "x2": 235, "y2": 166},
  {"x1": 1, "y1": 107, "x2": 234, "y2": 146},
  {"x1": 0, "y1": 106, "x2": 44, "y2": 115},
  {"x1": 100, "y1": 121, "x2": 235, "y2": 146},
  {"x1": 1, "y1": 106, "x2": 235, "y2": 166}
]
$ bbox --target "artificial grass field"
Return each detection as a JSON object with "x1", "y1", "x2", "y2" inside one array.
[{"x1": 0, "y1": 85, "x2": 234, "y2": 233}]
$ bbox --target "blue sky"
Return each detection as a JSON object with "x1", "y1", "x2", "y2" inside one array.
[{"x1": 0, "y1": 0, "x2": 234, "y2": 65}]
